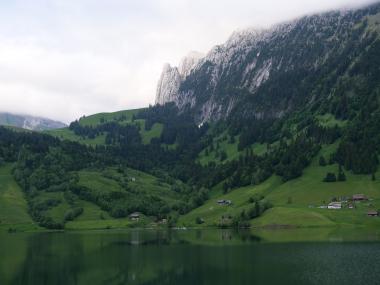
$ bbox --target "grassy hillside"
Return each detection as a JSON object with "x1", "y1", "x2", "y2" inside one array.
[
  {"x1": 180, "y1": 143, "x2": 380, "y2": 228},
  {"x1": 78, "y1": 109, "x2": 142, "y2": 126},
  {"x1": 47, "y1": 108, "x2": 164, "y2": 146},
  {"x1": 197, "y1": 131, "x2": 267, "y2": 166},
  {"x1": 37, "y1": 167, "x2": 181, "y2": 230},
  {"x1": 77, "y1": 168, "x2": 181, "y2": 204},
  {"x1": 179, "y1": 176, "x2": 281, "y2": 227},
  {"x1": 47, "y1": 128, "x2": 107, "y2": 146},
  {"x1": 0, "y1": 162, "x2": 182, "y2": 231},
  {"x1": 65, "y1": 167, "x2": 182, "y2": 230},
  {"x1": 0, "y1": 164, "x2": 39, "y2": 232},
  {"x1": 196, "y1": 113, "x2": 348, "y2": 167}
]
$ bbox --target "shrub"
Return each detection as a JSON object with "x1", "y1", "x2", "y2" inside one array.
[
  {"x1": 195, "y1": 217, "x2": 204, "y2": 224},
  {"x1": 64, "y1": 207, "x2": 84, "y2": 221},
  {"x1": 319, "y1": 156, "x2": 327, "y2": 166},
  {"x1": 323, "y1": 172, "x2": 337, "y2": 182}
]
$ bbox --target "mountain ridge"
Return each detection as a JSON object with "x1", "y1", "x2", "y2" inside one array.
[
  {"x1": 0, "y1": 112, "x2": 67, "y2": 131},
  {"x1": 2, "y1": 2, "x2": 380, "y2": 231},
  {"x1": 155, "y1": 2, "x2": 380, "y2": 124}
]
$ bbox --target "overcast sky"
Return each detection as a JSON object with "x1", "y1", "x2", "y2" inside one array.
[{"x1": 0, "y1": 0, "x2": 377, "y2": 123}]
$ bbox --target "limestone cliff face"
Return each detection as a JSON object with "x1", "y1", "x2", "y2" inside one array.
[
  {"x1": 155, "y1": 3, "x2": 380, "y2": 124},
  {"x1": 155, "y1": 52, "x2": 204, "y2": 105},
  {"x1": 155, "y1": 64, "x2": 182, "y2": 105},
  {"x1": 178, "y1": 51, "x2": 205, "y2": 78}
]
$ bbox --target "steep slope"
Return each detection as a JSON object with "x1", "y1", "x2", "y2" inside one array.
[
  {"x1": 0, "y1": 164, "x2": 38, "y2": 232},
  {"x1": 0, "y1": 112, "x2": 66, "y2": 131},
  {"x1": 46, "y1": 108, "x2": 164, "y2": 146},
  {"x1": 4, "y1": 3, "x2": 380, "y2": 231},
  {"x1": 156, "y1": 51, "x2": 204, "y2": 105},
  {"x1": 179, "y1": 144, "x2": 380, "y2": 228},
  {"x1": 156, "y1": 3, "x2": 380, "y2": 124}
]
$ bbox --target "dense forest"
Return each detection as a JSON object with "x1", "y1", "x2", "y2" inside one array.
[{"x1": 1, "y1": 84, "x2": 380, "y2": 229}]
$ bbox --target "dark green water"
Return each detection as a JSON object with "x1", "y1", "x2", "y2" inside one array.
[{"x1": 1, "y1": 229, "x2": 380, "y2": 285}]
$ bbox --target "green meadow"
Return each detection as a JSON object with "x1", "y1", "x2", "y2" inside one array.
[
  {"x1": 46, "y1": 108, "x2": 164, "y2": 146},
  {"x1": 4, "y1": 110, "x2": 380, "y2": 232},
  {"x1": 197, "y1": 131, "x2": 268, "y2": 166},
  {"x1": 0, "y1": 164, "x2": 39, "y2": 232},
  {"x1": 180, "y1": 143, "x2": 380, "y2": 228},
  {"x1": 0, "y1": 163, "x2": 182, "y2": 232}
]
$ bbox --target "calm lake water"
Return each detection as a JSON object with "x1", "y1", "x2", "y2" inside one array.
[{"x1": 1, "y1": 228, "x2": 380, "y2": 285}]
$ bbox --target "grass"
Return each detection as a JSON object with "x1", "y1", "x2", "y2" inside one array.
[
  {"x1": 78, "y1": 108, "x2": 143, "y2": 127},
  {"x1": 47, "y1": 128, "x2": 106, "y2": 146},
  {"x1": 78, "y1": 168, "x2": 180, "y2": 204},
  {"x1": 316, "y1": 113, "x2": 347, "y2": 128},
  {"x1": 0, "y1": 164, "x2": 39, "y2": 232},
  {"x1": 197, "y1": 131, "x2": 267, "y2": 166},
  {"x1": 19, "y1": 166, "x2": 176, "y2": 230},
  {"x1": 251, "y1": 207, "x2": 335, "y2": 228},
  {"x1": 140, "y1": 122, "x2": 164, "y2": 145},
  {"x1": 264, "y1": 142, "x2": 380, "y2": 209},
  {"x1": 181, "y1": 142, "x2": 380, "y2": 228},
  {"x1": 75, "y1": 200, "x2": 111, "y2": 221},
  {"x1": 78, "y1": 170, "x2": 124, "y2": 193},
  {"x1": 46, "y1": 108, "x2": 163, "y2": 146},
  {"x1": 178, "y1": 176, "x2": 281, "y2": 227},
  {"x1": 0, "y1": 164, "x2": 178, "y2": 231},
  {"x1": 64, "y1": 218, "x2": 132, "y2": 230}
]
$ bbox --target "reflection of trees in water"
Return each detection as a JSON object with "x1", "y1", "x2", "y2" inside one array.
[
  {"x1": 9, "y1": 230, "x2": 184, "y2": 284},
  {"x1": 11, "y1": 233, "x2": 85, "y2": 285},
  {"x1": 219, "y1": 229, "x2": 262, "y2": 242},
  {"x1": 8, "y1": 231, "x2": 380, "y2": 285},
  {"x1": 9, "y1": 230, "x2": 263, "y2": 285}
]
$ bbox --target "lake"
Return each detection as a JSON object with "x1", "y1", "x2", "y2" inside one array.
[{"x1": 1, "y1": 228, "x2": 380, "y2": 285}]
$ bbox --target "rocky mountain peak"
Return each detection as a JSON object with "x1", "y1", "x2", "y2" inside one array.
[
  {"x1": 178, "y1": 51, "x2": 205, "y2": 78},
  {"x1": 155, "y1": 2, "x2": 380, "y2": 123},
  {"x1": 155, "y1": 51, "x2": 204, "y2": 105},
  {"x1": 155, "y1": 64, "x2": 181, "y2": 105}
]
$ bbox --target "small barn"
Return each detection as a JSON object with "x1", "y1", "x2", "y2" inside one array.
[
  {"x1": 217, "y1": 200, "x2": 232, "y2": 206},
  {"x1": 367, "y1": 211, "x2": 378, "y2": 217},
  {"x1": 353, "y1": 194, "x2": 368, "y2": 201},
  {"x1": 129, "y1": 212, "x2": 140, "y2": 221}
]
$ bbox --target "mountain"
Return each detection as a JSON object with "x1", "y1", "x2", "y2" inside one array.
[
  {"x1": 155, "y1": 2, "x2": 380, "y2": 124},
  {"x1": 156, "y1": 51, "x2": 204, "y2": 105},
  {"x1": 2, "y1": 2, "x2": 380, "y2": 231},
  {"x1": 0, "y1": 112, "x2": 66, "y2": 131}
]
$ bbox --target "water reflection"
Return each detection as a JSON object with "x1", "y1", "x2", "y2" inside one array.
[{"x1": 1, "y1": 228, "x2": 380, "y2": 285}]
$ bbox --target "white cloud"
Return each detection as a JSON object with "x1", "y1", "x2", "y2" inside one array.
[{"x1": 0, "y1": 0, "x2": 377, "y2": 122}]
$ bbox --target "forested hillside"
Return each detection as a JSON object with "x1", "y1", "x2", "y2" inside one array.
[{"x1": 2, "y1": 3, "x2": 380, "y2": 230}]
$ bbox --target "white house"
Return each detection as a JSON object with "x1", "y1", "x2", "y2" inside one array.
[
  {"x1": 328, "y1": 202, "x2": 342, "y2": 209},
  {"x1": 217, "y1": 200, "x2": 232, "y2": 206}
]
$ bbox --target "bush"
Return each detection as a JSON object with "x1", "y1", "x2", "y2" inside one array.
[
  {"x1": 220, "y1": 151, "x2": 227, "y2": 162},
  {"x1": 323, "y1": 172, "x2": 337, "y2": 182},
  {"x1": 248, "y1": 195, "x2": 264, "y2": 203},
  {"x1": 338, "y1": 171, "x2": 346, "y2": 181},
  {"x1": 319, "y1": 156, "x2": 327, "y2": 166},
  {"x1": 64, "y1": 207, "x2": 84, "y2": 221},
  {"x1": 195, "y1": 217, "x2": 204, "y2": 224}
]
